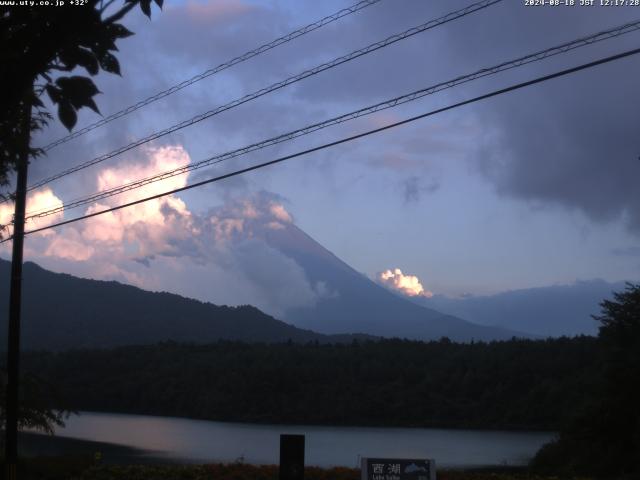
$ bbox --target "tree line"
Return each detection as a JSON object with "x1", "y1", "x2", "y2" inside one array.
[{"x1": 19, "y1": 336, "x2": 599, "y2": 431}]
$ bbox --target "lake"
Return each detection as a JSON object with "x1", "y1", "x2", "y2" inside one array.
[{"x1": 30, "y1": 412, "x2": 556, "y2": 468}]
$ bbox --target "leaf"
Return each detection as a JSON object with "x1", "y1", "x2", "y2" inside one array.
[
  {"x1": 45, "y1": 84, "x2": 62, "y2": 104},
  {"x1": 55, "y1": 76, "x2": 101, "y2": 111},
  {"x1": 108, "y1": 23, "x2": 134, "y2": 39},
  {"x1": 58, "y1": 101, "x2": 77, "y2": 131},
  {"x1": 59, "y1": 47, "x2": 100, "y2": 76},
  {"x1": 99, "y1": 52, "x2": 121, "y2": 75},
  {"x1": 153, "y1": 0, "x2": 163, "y2": 8},
  {"x1": 84, "y1": 97, "x2": 101, "y2": 115},
  {"x1": 76, "y1": 48, "x2": 100, "y2": 76},
  {"x1": 31, "y1": 95, "x2": 44, "y2": 108},
  {"x1": 56, "y1": 76, "x2": 100, "y2": 101},
  {"x1": 140, "y1": 0, "x2": 152, "y2": 18},
  {"x1": 99, "y1": 53, "x2": 121, "y2": 75}
]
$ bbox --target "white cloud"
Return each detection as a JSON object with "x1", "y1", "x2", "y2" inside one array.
[
  {"x1": 12, "y1": 165, "x2": 323, "y2": 318},
  {"x1": 377, "y1": 268, "x2": 433, "y2": 298}
]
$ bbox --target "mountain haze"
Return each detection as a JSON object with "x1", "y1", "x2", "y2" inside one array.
[
  {"x1": 0, "y1": 196, "x2": 528, "y2": 346},
  {"x1": 415, "y1": 279, "x2": 626, "y2": 337},
  {"x1": 254, "y1": 222, "x2": 524, "y2": 341}
]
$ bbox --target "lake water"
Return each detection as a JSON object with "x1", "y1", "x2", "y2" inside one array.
[{"x1": 42, "y1": 412, "x2": 555, "y2": 468}]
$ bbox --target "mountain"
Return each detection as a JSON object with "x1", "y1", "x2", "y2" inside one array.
[
  {"x1": 253, "y1": 222, "x2": 525, "y2": 341},
  {"x1": 414, "y1": 279, "x2": 627, "y2": 337},
  {"x1": 0, "y1": 198, "x2": 528, "y2": 346},
  {"x1": 0, "y1": 259, "x2": 370, "y2": 350}
]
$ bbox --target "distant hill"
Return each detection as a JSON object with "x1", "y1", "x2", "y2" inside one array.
[
  {"x1": 415, "y1": 279, "x2": 627, "y2": 337},
  {"x1": 0, "y1": 259, "x2": 369, "y2": 350}
]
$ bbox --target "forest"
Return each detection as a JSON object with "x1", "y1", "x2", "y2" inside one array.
[{"x1": 20, "y1": 336, "x2": 599, "y2": 431}]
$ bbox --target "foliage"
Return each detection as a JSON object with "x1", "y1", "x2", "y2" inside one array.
[
  {"x1": 0, "y1": 0, "x2": 162, "y2": 195},
  {"x1": 21, "y1": 336, "x2": 599, "y2": 431},
  {"x1": 0, "y1": 0, "x2": 161, "y2": 439},
  {"x1": 8, "y1": 454, "x2": 94, "y2": 480},
  {"x1": 10, "y1": 461, "x2": 592, "y2": 480},
  {"x1": 0, "y1": 371, "x2": 72, "y2": 437},
  {"x1": 531, "y1": 283, "x2": 640, "y2": 478}
]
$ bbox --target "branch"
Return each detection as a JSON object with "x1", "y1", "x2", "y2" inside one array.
[
  {"x1": 99, "y1": 0, "x2": 118, "y2": 14},
  {"x1": 104, "y1": 1, "x2": 137, "y2": 24}
]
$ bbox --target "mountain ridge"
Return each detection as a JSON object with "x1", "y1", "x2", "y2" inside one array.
[
  {"x1": 413, "y1": 279, "x2": 627, "y2": 337},
  {"x1": 0, "y1": 258, "x2": 372, "y2": 350}
]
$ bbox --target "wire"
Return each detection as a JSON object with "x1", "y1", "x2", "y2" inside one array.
[
  {"x1": 25, "y1": 0, "x2": 502, "y2": 193},
  {"x1": 39, "y1": 0, "x2": 385, "y2": 152},
  {"x1": 5, "y1": 45, "x2": 637, "y2": 242},
  {"x1": 22, "y1": 19, "x2": 640, "y2": 221}
]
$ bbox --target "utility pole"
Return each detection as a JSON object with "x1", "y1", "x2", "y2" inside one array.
[{"x1": 5, "y1": 89, "x2": 32, "y2": 480}]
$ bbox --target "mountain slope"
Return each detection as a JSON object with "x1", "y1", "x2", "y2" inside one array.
[
  {"x1": 256, "y1": 223, "x2": 524, "y2": 341},
  {"x1": 415, "y1": 280, "x2": 627, "y2": 337},
  {"x1": 0, "y1": 259, "x2": 368, "y2": 350}
]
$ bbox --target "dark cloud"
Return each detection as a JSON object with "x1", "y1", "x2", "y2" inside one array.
[
  {"x1": 133, "y1": 255, "x2": 155, "y2": 268},
  {"x1": 611, "y1": 246, "x2": 640, "y2": 257},
  {"x1": 438, "y1": 2, "x2": 640, "y2": 233},
  {"x1": 402, "y1": 175, "x2": 440, "y2": 204},
  {"x1": 25, "y1": 0, "x2": 640, "y2": 239}
]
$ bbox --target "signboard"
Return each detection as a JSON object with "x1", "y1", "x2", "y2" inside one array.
[{"x1": 361, "y1": 458, "x2": 436, "y2": 480}]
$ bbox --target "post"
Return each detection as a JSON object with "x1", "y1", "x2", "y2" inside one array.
[
  {"x1": 279, "y1": 434, "x2": 305, "y2": 480},
  {"x1": 4, "y1": 91, "x2": 32, "y2": 480}
]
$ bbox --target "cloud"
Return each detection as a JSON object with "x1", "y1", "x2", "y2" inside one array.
[
  {"x1": 402, "y1": 175, "x2": 440, "y2": 204},
  {"x1": 204, "y1": 191, "x2": 294, "y2": 243},
  {"x1": 377, "y1": 268, "x2": 433, "y2": 297},
  {"x1": 0, "y1": 189, "x2": 64, "y2": 237},
  {"x1": 44, "y1": 229, "x2": 94, "y2": 261},
  {"x1": 12, "y1": 157, "x2": 325, "y2": 317},
  {"x1": 193, "y1": 192, "x2": 331, "y2": 315},
  {"x1": 611, "y1": 246, "x2": 640, "y2": 257},
  {"x1": 437, "y1": 2, "x2": 640, "y2": 233},
  {"x1": 77, "y1": 145, "x2": 197, "y2": 258},
  {"x1": 269, "y1": 203, "x2": 292, "y2": 223}
]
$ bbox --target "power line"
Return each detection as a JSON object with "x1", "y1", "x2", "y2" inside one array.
[
  {"x1": 22, "y1": 19, "x2": 640, "y2": 221},
  {"x1": 39, "y1": 0, "x2": 385, "y2": 152},
  {"x1": 25, "y1": 0, "x2": 502, "y2": 193},
  {"x1": 6, "y1": 45, "x2": 638, "y2": 242}
]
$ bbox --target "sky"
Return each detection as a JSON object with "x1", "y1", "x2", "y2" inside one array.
[{"x1": 2, "y1": 0, "x2": 640, "y2": 315}]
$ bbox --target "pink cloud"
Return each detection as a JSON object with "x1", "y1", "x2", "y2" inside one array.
[
  {"x1": 79, "y1": 146, "x2": 196, "y2": 256},
  {"x1": 45, "y1": 230, "x2": 94, "y2": 261},
  {"x1": 0, "y1": 189, "x2": 64, "y2": 238},
  {"x1": 171, "y1": 0, "x2": 253, "y2": 26}
]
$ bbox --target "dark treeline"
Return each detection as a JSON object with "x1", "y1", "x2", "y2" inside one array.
[{"x1": 20, "y1": 336, "x2": 599, "y2": 431}]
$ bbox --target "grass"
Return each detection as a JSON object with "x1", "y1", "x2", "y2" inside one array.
[{"x1": 2, "y1": 458, "x2": 592, "y2": 480}]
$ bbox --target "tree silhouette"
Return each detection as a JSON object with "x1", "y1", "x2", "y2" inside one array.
[
  {"x1": 532, "y1": 283, "x2": 640, "y2": 478},
  {"x1": 0, "y1": 371, "x2": 72, "y2": 436},
  {"x1": 0, "y1": 0, "x2": 162, "y2": 196},
  {"x1": 1, "y1": 2, "x2": 163, "y2": 470}
]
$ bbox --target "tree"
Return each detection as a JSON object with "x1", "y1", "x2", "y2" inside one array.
[
  {"x1": 0, "y1": 370, "x2": 71, "y2": 436},
  {"x1": 1, "y1": 2, "x2": 162, "y2": 473},
  {"x1": 0, "y1": 0, "x2": 163, "y2": 196},
  {"x1": 532, "y1": 283, "x2": 640, "y2": 478}
]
